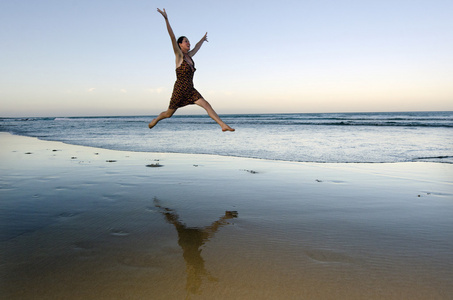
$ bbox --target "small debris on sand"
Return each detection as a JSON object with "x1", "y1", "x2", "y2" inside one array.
[
  {"x1": 146, "y1": 163, "x2": 163, "y2": 168},
  {"x1": 242, "y1": 169, "x2": 258, "y2": 174}
]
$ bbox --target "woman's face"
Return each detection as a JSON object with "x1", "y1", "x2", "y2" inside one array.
[{"x1": 179, "y1": 38, "x2": 191, "y2": 52}]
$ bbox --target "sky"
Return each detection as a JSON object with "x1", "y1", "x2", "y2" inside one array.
[{"x1": 1, "y1": 0, "x2": 452, "y2": 117}]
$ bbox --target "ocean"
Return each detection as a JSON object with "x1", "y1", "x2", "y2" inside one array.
[{"x1": 1, "y1": 111, "x2": 452, "y2": 163}]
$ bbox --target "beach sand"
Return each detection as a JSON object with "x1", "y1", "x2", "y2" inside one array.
[{"x1": 1, "y1": 132, "x2": 452, "y2": 299}]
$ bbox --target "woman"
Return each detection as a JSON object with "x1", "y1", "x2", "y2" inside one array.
[{"x1": 149, "y1": 8, "x2": 235, "y2": 132}]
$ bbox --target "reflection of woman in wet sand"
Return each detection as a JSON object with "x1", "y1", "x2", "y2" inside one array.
[
  {"x1": 154, "y1": 199, "x2": 238, "y2": 296},
  {"x1": 149, "y1": 8, "x2": 235, "y2": 132}
]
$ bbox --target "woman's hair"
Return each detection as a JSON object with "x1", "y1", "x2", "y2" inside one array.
[{"x1": 177, "y1": 36, "x2": 187, "y2": 49}]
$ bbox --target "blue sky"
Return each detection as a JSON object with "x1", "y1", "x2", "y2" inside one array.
[{"x1": 1, "y1": 0, "x2": 452, "y2": 117}]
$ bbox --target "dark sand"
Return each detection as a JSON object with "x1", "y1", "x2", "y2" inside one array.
[{"x1": 1, "y1": 132, "x2": 452, "y2": 299}]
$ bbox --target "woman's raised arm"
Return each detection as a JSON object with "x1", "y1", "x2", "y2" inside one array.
[
  {"x1": 189, "y1": 32, "x2": 208, "y2": 57},
  {"x1": 157, "y1": 8, "x2": 182, "y2": 57}
]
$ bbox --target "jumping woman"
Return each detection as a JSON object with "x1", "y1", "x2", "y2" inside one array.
[{"x1": 149, "y1": 8, "x2": 235, "y2": 132}]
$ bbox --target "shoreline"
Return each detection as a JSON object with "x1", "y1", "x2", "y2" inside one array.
[
  {"x1": 1, "y1": 132, "x2": 452, "y2": 299},
  {"x1": 2, "y1": 131, "x2": 452, "y2": 165}
]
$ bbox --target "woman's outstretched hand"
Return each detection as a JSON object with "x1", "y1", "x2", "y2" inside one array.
[
  {"x1": 157, "y1": 8, "x2": 167, "y2": 20},
  {"x1": 203, "y1": 32, "x2": 208, "y2": 42}
]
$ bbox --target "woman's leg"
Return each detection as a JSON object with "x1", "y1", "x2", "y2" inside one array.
[
  {"x1": 195, "y1": 98, "x2": 235, "y2": 131},
  {"x1": 148, "y1": 108, "x2": 177, "y2": 129}
]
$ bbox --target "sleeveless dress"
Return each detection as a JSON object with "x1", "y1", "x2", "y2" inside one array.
[{"x1": 169, "y1": 58, "x2": 203, "y2": 109}]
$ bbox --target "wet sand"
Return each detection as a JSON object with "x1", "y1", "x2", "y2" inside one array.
[{"x1": 1, "y1": 132, "x2": 452, "y2": 299}]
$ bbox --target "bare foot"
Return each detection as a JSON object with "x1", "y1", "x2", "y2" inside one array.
[
  {"x1": 148, "y1": 119, "x2": 157, "y2": 129},
  {"x1": 222, "y1": 126, "x2": 235, "y2": 132}
]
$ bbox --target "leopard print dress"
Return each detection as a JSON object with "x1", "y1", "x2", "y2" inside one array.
[{"x1": 168, "y1": 58, "x2": 203, "y2": 109}]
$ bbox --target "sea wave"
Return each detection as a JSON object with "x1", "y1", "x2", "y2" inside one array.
[
  {"x1": 1, "y1": 111, "x2": 452, "y2": 164},
  {"x1": 2, "y1": 112, "x2": 453, "y2": 128}
]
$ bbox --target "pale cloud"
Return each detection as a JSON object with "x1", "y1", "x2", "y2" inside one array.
[
  {"x1": 206, "y1": 90, "x2": 233, "y2": 96},
  {"x1": 88, "y1": 88, "x2": 96, "y2": 92},
  {"x1": 120, "y1": 89, "x2": 127, "y2": 93},
  {"x1": 149, "y1": 87, "x2": 164, "y2": 94}
]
